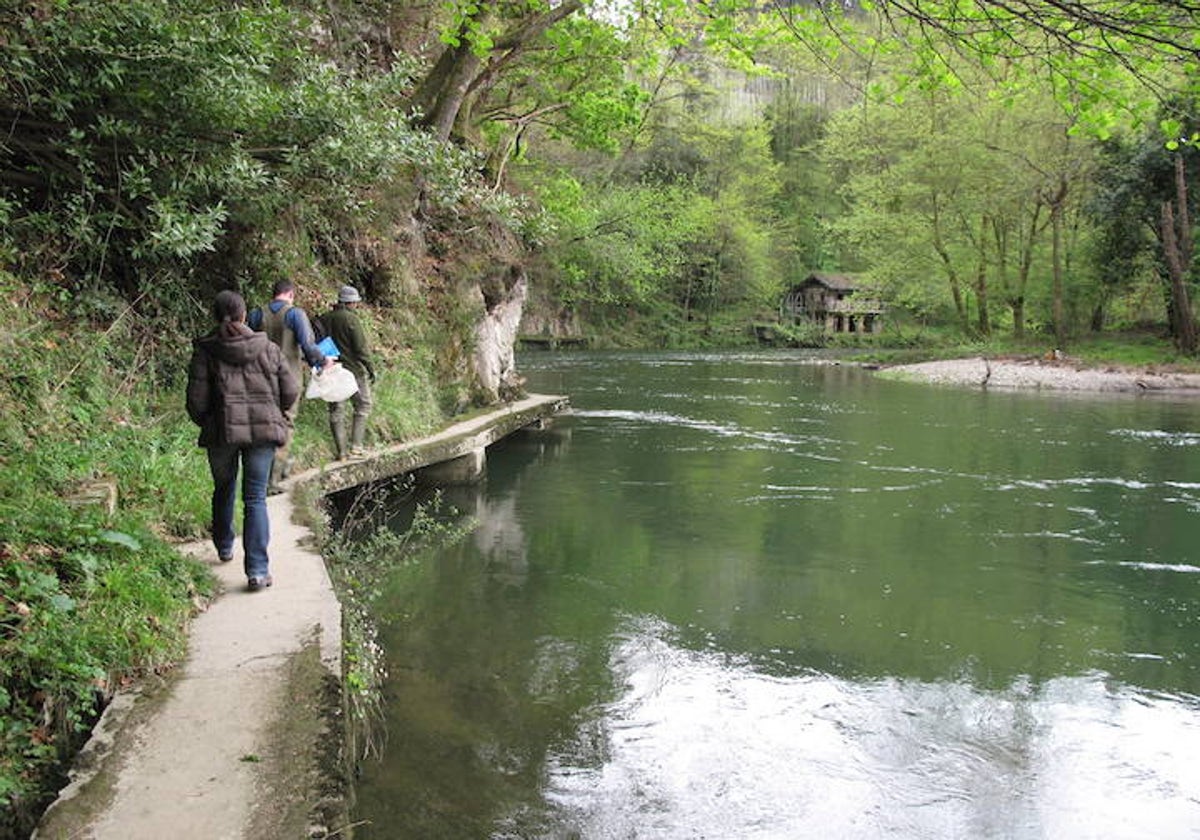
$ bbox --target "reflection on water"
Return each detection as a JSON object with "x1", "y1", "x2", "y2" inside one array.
[
  {"x1": 351, "y1": 352, "x2": 1200, "y2": 838},
  {"x1": 549, "y1": 617, "x2": 1200, "y2": 839}
]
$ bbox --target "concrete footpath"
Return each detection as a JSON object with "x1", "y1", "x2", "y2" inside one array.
[
  {"x1": 33, "y1": 394, "x2": 568, "y2": 840},
  {"x1": 35, "y1": 492, "x2": 345, "y2": 840}
]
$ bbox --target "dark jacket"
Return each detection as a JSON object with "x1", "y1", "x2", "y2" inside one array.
[
  {"x1": 186, "y1": 323, "x2": 299, "y2": 448},
  {"x1": 320, "y1": 304, "x2": 376, "y2": 382}
]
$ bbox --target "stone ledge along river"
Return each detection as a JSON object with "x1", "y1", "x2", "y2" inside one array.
[{"x1": 349, "y1": 350, "x2": 1200, "y2": 839}]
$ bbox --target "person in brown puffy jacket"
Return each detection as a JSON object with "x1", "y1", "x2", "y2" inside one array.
[{"x1": 186, "y1": 290, "x2": 299, "y2": 591}]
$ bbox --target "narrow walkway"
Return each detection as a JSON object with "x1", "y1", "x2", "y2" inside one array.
[
  {"x1": 35, "y1": 493, "x2": 342, "y2": 840},
  {"x1": 35, "y1": 394, "x2": 568, "y2": 840}
]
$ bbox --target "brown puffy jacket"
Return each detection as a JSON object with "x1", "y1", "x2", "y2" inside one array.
[{"x1": 186, "y1": 323, "x2": 299, "y2": 448}]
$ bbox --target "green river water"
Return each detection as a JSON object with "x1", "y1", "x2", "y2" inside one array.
[{"x1": 351, "y1": 351, "x2": 1200, "y2": 839}]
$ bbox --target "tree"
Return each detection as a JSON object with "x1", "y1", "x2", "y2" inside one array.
[
  {"x1": 1161, "y1": 152, "x2": 1197, "y2": 352},
  {"x1": 817, "y1": 44, "x2": 1104, "y2": 340},
  {"x1": 1090, "y1": 107, "x2": 1200, "y2": 348},
  {"x1": 787, "y1": 0, "x2": 1200, "y2": 126},
  {"x1": 0, "y1": 0, "x2": 474, "y2": 311},
  {"x1": 407, "y1": 0, "x2": 651, "y2": 178}
]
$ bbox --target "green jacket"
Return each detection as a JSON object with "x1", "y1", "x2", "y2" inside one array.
[{"x1": 320, "y1": 304, "x2": 376, "y2": 382}]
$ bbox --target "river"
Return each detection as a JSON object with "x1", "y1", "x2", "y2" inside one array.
[{"x1": 351, "y1": 351, "x2": 1200, "y2": 839}]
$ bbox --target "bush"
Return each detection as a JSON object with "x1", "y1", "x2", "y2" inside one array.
[{"x1": 0, "y1": 270, "x2": 217, "y2": 833}]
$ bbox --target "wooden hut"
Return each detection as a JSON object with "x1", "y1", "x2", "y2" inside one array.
[{"x1": 781, "y1": 273, "x2": 884, "y2": 334}]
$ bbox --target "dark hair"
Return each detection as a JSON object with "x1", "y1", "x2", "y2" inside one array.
[
  {"x1": 272, "y1": 279, "x2": 295, "y2": 297},
  {"x1": 212, "y1": 290, "x2": 247, "y2": 324}
]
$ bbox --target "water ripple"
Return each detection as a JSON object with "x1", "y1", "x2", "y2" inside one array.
[
  {"x1": 1112, "y1": 429, "x2": 1200, "y2": 446},
  {"x1": 546, "y1": 620, "x2": 1200, "y2": 839}
]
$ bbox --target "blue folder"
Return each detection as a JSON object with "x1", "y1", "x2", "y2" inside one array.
[{"x1": 316, "y1": 336, "x2": 340, "y2": 358}]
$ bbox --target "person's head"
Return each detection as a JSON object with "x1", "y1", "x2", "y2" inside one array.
[
  {"x1": 337, "y1": 285, "x2": 362, "y2": 306},
  {"x1": 212, "y1": 290, "x2": 247, "y2": 324},
  {"x1": 272, "y1": 279, "x2": 296, "y2": 300}
]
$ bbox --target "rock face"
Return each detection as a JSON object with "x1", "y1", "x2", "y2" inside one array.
[
  {"x1": 518, "y1": 276, "x2": 583, "y2": 340},
  {"x1": 473, "y1": 267, "x2": 528, "y2": 403}
]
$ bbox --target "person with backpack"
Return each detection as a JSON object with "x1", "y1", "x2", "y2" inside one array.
[
  {"x1": 248, "y1": 279, "x2": 332, "y2": 492},
  {"x1": 318, "y1": 284, "x2": 377, "y2": 459},
  {"x1": 186, "y1": 290, "x2": 298, "y2": 591}
]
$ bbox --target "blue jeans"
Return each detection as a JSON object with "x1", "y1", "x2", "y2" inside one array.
[{"x1": 207, "y1": 444, "x2": 276, "y2": 579}]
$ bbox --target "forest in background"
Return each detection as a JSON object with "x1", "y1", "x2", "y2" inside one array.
[
  {"x1": 0, "y1": 0, "x2": 1196, "y2": 834},
  {"x1": 514, "y1": 2, "x2": 1199, "y2": 349}
]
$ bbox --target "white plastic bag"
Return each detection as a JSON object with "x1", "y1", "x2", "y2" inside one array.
[{"x1": 305, "y1": 363, "x2": 359, "y2": 403}]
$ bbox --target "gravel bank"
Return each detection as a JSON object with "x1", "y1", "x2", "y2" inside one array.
[{"x1": 880, "y1": 356, "x2": 1200, "y2": 394}]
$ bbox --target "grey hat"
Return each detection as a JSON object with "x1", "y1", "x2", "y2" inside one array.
[{"x1": 337, "y1": 285, "x2": 362, "y2": 303}]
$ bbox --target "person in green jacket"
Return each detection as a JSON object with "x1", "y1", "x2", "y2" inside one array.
[{"x1": 320, "y1": 285, "x2": 377, "y2": 459}]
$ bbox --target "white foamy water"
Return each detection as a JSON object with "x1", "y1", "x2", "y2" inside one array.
[
  {"x1": 546, "y1": 621, "x2": 1200, "y2": 839},
  {"x1": 1111, "y1": 428, "x2": 1200, "y2": 446}
]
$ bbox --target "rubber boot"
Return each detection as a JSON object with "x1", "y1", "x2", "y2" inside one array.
[
  {"x1": 268, "y1": 437, "x2": 290, "y2": 494},
  {"x1": 330, "y1": 413, "x2": 348, "y2": 461},
  {"x1": 350, "y1": 414, "x2": 367, "y2": 456}
]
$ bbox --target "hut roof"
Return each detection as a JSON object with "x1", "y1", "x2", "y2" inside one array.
[{"x1": 801, "y1": 272, "x2": 858, "y2": 291}]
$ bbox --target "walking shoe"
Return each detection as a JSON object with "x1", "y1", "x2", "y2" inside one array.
[
  {"x1": 218, "y1": 552, "x2": 234, "y2": 564},
  {"x1": 349, "y1": 447, "x2": 367, "y2": 458},
  {"x1": 247, "y1": 575, "x2": 274, "y2": 592}
]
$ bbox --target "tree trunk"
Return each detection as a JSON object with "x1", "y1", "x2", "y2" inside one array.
[
  {"x1": 409, "y1": 0, "x2": 584, "y2": 146},
  {"x1": 974, "y1": 213, "x2": 990, "y2": 336},
  {"x1": 1050, "y1": 202, "x2": 1065, "y2": 348},
  {"x1": 1162, "y1": 153, "x2": 1197, "y2": 354},
  {"x1": 1043, "y1": 176, "x2": 1068, "y2": 349},
  {"x1": 411, "y1": 36, "x2": 484, "y2": 143},
  {"x1": 991, "y1": 216, "x2": 1010, "y2": 336},
  {"x1": 931, "y1": 198, "x2": 969, "y2": 333},
  {"x1": 1013, "y1": 203, "x2": 1043, "y2": 341}
]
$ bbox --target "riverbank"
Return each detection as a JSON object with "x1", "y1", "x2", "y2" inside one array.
[{"x1": 878, "y1": 355, "x2": 1200, "y2": 394}]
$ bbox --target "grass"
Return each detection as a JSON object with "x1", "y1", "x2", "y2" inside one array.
[{"x1": 1066, "y1": 331, "x2": 1200, "y2": 371}]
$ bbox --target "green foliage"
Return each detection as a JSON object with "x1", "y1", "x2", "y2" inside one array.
[
  {"x1": 525, "y1": 103, "x2": 789, "y2": 343},
  {"x1": 817, "y1": 50, "x2": 1107, "y2": 339},
  {"x1": 0, "y1": 508, "x2": 210, "y2": 833},
  {"x1": 764, "y1": 318, "x2": 831, "y2": 348},
  {"x1": 536, "y1": 16, "x2": 650, "y2": 153},
  {"x1": 0, "y1": 0, "x2": 480, "y2": 314},
  {"x1": 774, "y1": 0, "x2": 1198, "y2": 139},
  {"x1": 1089, "y1": 110, "x2": 1200, "y2": 319},
  {"x1": 534, "y1": 174, "x2": 700, "y2": 308},
  {"x1": 0, "y1": 268, "x2": 220, "y2": 832}
]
